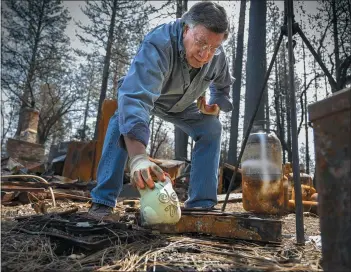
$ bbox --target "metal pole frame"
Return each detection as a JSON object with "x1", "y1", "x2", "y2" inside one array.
[
  {"x1": 221, "y1": 0, "x2": 306, "y2": 245},
  {"x1": 286, "y1": 0, "x2": 304, "y2": 245},
  {"x1": 221, "y1": 33, "x2": 284, "y2": 212}
]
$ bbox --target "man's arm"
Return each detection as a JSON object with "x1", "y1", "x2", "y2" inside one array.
[
  {"x1": 208, "y1": 55, "x2": 235, "y2": 113},
  {"x1": 197, "y1": 96, "x2": 220, "y2": 116},
  {"x1": 119, "y1": 40, "x2": 170, "y2": 189},
  {"x1": 124, "y1": 136, "x2": 146, "y2": 157},
  {"x1": 124, "y1": 136, "x2": 165, "y2": 189}
]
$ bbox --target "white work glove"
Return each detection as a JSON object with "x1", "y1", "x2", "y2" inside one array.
[
  {"x1": 197, "y1": 96, "x2": 220, "y2": 116},
  {"x1": 129, "y1": 154, "x2": 166, "y2": 189}
]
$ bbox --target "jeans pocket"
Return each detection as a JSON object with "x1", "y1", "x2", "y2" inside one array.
[{"x1": 176, "y1": 104, "x2": 203, "y2": 121}]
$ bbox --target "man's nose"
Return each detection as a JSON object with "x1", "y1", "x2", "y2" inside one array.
[{"x1": 198, "y1": 49, "x2": 210, "y2": 60}]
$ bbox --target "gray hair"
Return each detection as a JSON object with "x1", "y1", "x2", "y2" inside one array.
[{"x1": 182, "y1": 2, "x2": 230, "y2": 40}]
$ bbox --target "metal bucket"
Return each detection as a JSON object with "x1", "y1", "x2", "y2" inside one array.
[{"x1": 308, "y1": 87, "x2": 351, "y2": 272}]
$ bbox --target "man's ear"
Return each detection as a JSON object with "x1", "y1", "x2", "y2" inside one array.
[{"x1": 183, "y1": 24, "x2": 190, "y2": 34}]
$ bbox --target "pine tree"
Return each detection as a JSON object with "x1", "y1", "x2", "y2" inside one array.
[
  {"x1": 309, "y1": 0, "x2": 351, "y2": 91},
  {"x1": 75, "y1": 0, "x2": 170, "y2": 139},
  {"x1": 1, "y1": 0, "x2": 72, "y2": 140},
  {"x1": 73, "y1": 52, "x2": 102, "y2": 141},
  {"x1": 36, "y1": 68, "x2": 83, "y2": 144}
]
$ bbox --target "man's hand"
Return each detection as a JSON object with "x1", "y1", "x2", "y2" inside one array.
[
  {"x1": 197, "y1": 96, "x2": 220, "y2": 116},
  {"x1": 129, "y1": 154, "x2": 166, "y2": 189}
]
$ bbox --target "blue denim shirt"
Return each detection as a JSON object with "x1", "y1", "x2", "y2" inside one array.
[{"x1": 118, "y1": 19, "x2": 234, "y2": 147}]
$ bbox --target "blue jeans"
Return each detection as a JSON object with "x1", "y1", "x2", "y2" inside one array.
[{"x1": 91, "y1": 105, "x2": 222, "y2": 208}]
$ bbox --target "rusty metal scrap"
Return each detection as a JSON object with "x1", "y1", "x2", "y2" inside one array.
[
  {"x1": 154, "y1": 211, "x2": 282, "y2": 243},
  {"x1": 288, "y1": 199, "x2": 318, "y2": 214},
  {"x1": 62, "y1": 141, "x2": 98, "y2": 182},
  {"x1": 149, "y1": 157, "x2": 186, "y2": 180}
]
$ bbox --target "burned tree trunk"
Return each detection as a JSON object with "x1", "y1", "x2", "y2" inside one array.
[
  {"x1": 244, "y1": 0, "x2": 267, "y2": 133},
  {"x1": 174, "y1": 0, "x2": 188, "y2": 160},
  {"x1": 93, "y1": 0, "x2": 118, "y2": 139},
  {"x1": 228, "y1": 0, "x2": 247, "y2": 165},
  {"x1": 302, "y1": 42, "x2": 310, "y2": 174},
  {"x1": 331, "y1": 0, "x2": 341, "y2": 88}
]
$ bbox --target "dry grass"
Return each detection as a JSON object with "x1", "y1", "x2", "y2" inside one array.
[
  {"x1": 1, "y1": 200, "x2": 322, "y2": 272},
  {"x1": 1, "y1": 221, "x2": 66, "y2": 271}
]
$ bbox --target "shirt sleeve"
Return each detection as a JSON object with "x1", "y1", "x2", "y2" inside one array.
[
  {"x1": 118, "y1": 40, "x2": 170, "y2": 147},
  {"x1": 209, "y1": 55, "x2": 235, "y2": 113}
]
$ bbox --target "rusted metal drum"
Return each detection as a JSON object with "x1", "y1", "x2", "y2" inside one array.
[
  {"x1": 309, "y1": 87, "x2": 351, "y2": 272},
  {"x1": 287, "y1": 171, "x2": 313, "y2": 200},
  {"x1": 241, "y1": 130, "x2": 284, "y2": 215}
]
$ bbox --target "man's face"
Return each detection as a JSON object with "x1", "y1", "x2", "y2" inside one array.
[{"x1": 183, "y1": 24, "x2": 225, "y2": 68}]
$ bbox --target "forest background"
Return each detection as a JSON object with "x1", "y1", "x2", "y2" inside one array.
[{"x1": 1, "y1": 0, "x2": 350, "y2": 177}]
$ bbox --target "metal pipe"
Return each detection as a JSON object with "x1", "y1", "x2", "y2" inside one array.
[
  {"x1": 297, "y1": 27, "x2": 337, "y2": 91},
  {"x1": 286, "y1": 0, "x2": 304, "y2": 245},
  {"x1": 221, "y1": 33, "x2": 284, "y2": 212}
]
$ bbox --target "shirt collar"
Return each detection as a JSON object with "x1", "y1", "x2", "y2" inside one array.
[{"x1": 177, "y1": 19, "x2": 186, "y2": 60}]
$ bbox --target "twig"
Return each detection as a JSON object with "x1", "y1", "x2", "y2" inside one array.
[
  {"x1": 2, "y1": 174, "x2": 56, "y2": 207},
  {"x1": 153, "y1": 253, "x2": 157, "y2": 272},
  {"x1": 144, "y1": 255, "x2": 148, "y2": 272}
]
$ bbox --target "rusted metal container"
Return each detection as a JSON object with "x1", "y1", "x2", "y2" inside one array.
[
  {"x1": 287, "y1": 171, "x2": 313, "y2": 200},
  {"x1": 95, "y1": 99, "x2": 118, "y2": 179},
  {"x1": 62, "y1": 141, "x2": 97, "y2": 182},
  {"x1": 309, "y1": 87, "x2": 351, "y2": 272},
  {"x1": 241, "y1": 129, "x2": 284, "y2": 215}
]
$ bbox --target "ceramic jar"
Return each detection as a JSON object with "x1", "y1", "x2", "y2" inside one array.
[{"x1": 138, "y1": 176, "x2": 181, "y2": 226}]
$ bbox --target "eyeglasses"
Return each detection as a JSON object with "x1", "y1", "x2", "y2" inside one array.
[{"x1": 192, "y1": 35, "x2": 222, "y2": 56}]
